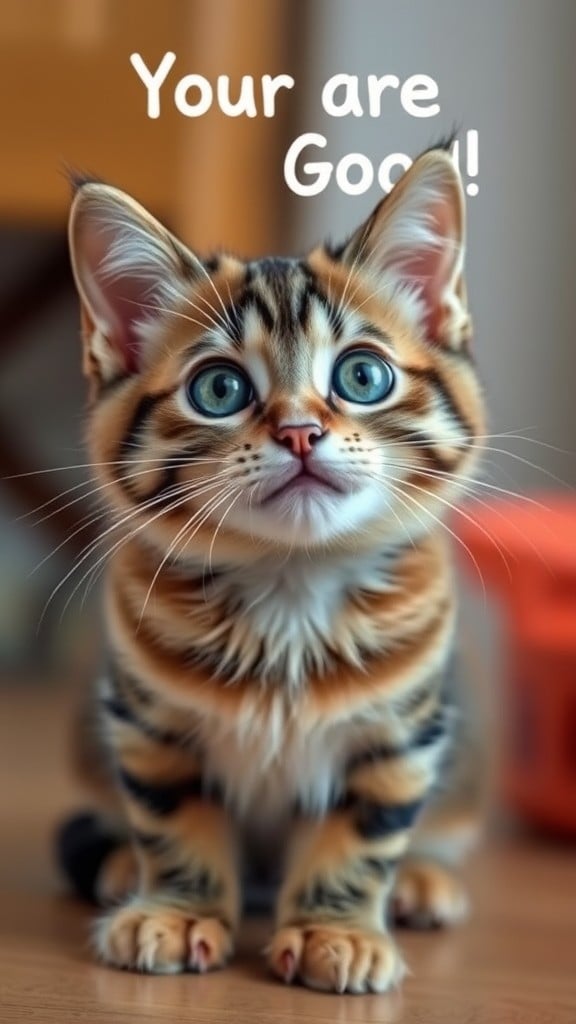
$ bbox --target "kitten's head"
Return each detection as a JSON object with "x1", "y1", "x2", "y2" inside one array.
[{"x1": 69, "y1": 147, "x2": 484, "y2": 562}]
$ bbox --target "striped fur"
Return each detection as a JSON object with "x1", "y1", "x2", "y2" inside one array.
[{"x1": 61, "y1": 147, "x2": 486, "y2": 993}]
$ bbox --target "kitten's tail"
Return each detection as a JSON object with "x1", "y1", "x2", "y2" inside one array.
[{"x1": 55, "y1": 811, "x2": 137, "y2": 906}]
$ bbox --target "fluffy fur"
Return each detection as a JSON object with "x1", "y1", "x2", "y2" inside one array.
[{"x1": 58, "y1": 146, "x2": 485, "y2": 994}]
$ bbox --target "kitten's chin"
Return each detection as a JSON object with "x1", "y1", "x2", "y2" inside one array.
[{"x1": 225, "y1": 486, "x2": 385, "y2": 548}]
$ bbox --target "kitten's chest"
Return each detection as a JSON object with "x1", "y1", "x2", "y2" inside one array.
[
  {"x1": 189, "y1": 554, "x2": 398, "y2": 818},
  {"x1": 199, "y1": 704, "x2": 357, "y2": 824},
  {"x1": 207, "y1": 550, "x2": 394, "y2": 689}
]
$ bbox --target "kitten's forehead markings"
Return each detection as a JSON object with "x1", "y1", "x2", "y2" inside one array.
[
  {"x1": 238, "y1": 260, "x2": 398, "y2": 406},
  {"x1": 241, "y1": 305, "x2": 272, "y2": 400},
  {"x1": 240, "y1": 264, "x2": 315, "y2": 397},
  {"x1": 308, "y1": 300, "x2": 338, "y2": 397}
]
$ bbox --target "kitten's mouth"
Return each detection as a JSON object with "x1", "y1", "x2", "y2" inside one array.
[{"x1": 260, "y1": 467, "x2": 346, "y2": 505}]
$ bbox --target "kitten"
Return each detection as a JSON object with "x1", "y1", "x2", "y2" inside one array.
[{"x1": 58, "y1": 144, "x2": 485, "y2": 993}]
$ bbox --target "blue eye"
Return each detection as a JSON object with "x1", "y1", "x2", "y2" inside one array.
[
  {"x1": 186, "y1": 363, "x2": 254, "y2": 418},
  {"x1": 332, "y1": 349, "x2": 395, "y2": 404}
]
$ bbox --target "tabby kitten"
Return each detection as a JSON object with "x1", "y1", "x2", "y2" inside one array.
[{"x1": 59, "y1": 145, "x2": 484, "y2": 994}]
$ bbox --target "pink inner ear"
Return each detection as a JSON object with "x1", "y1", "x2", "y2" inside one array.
[
  {"x1": 401, "y1": 249, "x2": 451, "y2": 342},
  {"x1": 394, "y1": 198, "x2": 459, "y2": 343},
  {"x1": 95, "y1": 278, "x2": 149, "y2": 375},
  {"x1": 76, "y1": 219, "x2": 155, "y2": 375}
]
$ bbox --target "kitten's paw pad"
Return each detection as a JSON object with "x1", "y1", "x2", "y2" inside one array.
[
  {"x1": 268, "y1": 925, "x2": 406, "y2": 994},
  {"x1": 392, "y1": 860, "x2": 469, "y2": 929},
  {"x1": 95, "y1": 904, "x2": 232, "y2": 973}
]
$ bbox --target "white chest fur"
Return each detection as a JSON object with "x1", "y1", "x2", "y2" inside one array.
[
  {"x1": 215, "y1": 549, "x2": 395, "y2": 690},
  {"x1": 201, "y1": 702, "x2": 357, "y2": 823}
]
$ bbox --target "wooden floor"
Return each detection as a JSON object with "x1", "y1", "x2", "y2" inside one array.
[{"x1": 1, "y1": 681, "x2": 575, "y2": 1023}]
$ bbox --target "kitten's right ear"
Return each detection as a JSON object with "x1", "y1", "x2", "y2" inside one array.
[{"x1": 68, "y1": 183, "x2": 196, "y2": 387}]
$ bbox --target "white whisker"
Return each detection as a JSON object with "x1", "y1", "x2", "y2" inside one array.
[{"x1": 136, "y1": 484, "x2": 239, "y2": 628}]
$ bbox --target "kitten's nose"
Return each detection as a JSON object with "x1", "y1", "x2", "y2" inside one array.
[{"x1": 274, "y1": 423, "x2": 324, "y2": 457}]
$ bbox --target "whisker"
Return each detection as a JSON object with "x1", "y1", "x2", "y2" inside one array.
[
  {"x1": 61, "y1": 476, "x2": 234, "y2": 623},
  {"x1": 72, "y1": 485, "x2": 217, "y2": 619},
  {"x1": 179, "y1": 292, "x2": 230, "y2": 335},
  {"x1": 23, "y1": 459, "x2": 236, "y2": 530},
  {"x1": 385, "y1": 461, "x2": 559, "y2": 578},
  {"x1": 334, "y1": 218, "x2": 373, "y2": 323},
  {"x1": 29, "y1": 466, "x2": 236, "y2": 579},
  {"x1": 381, "y1": 461, "x2": 556, "y2": 515},
  {"x1": 3, "y1": 454, "x2": 235, "y2": 483},
  {"x1": 371, "y1": 470, "x2": 512, "y2": 586},
  {"x1": 397, "y1": 484, "x2": 487, "y2": 602},
  {"x1": 180, "y1": 289, "x2": 235, "y2": 339},
  {"x1": 124, "y1": 297, "x2": 223, "y2": 338},
  {"x1": 136, "y1": 484, "x2": 239, "y2": 628},
  {"x1": 367, "y1": 428, "x2": 574, "y2": 453},
  {"x1": 206, "y1": 489, "x2": 243, "y2": 574},
  {"x1": 185, "y1": 257, "x2": 237, "y2": 339},
  {"x1": 38, "y1": 482, "x2": 191, "y2": 629}
]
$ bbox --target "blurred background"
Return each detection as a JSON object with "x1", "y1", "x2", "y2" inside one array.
[{"x1": 0, "y1": 0, "x2": 575, "y2": 872}]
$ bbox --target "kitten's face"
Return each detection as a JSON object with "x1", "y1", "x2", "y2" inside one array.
[{"x1": 70, "y1": 151, "x2": 485, "y2": 560}]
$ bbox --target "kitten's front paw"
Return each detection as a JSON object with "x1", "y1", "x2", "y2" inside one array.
[
  {"x1": 95, "y1": 901, "x2": 233, "y2": 973},
  {"x1": 268, "y1": 924, "x2": 406, "y2": 994},
  {"x1": 392, "y1": 859, "x2": 469, "y2": 929}
]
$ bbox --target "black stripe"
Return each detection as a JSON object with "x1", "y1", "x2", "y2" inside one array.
[
  {"x1": 394, "y1": 682, "x2": 435, "y2": 717},
  {"x1": 354, "y1": 798, "x2": 424, "y2": 839},
  {"x1": 263, "y1": 260, "x2": 295, "y2": 338},
  {"x1": 296, "y1": 878, "x2": 367, "y2": 915},
  {"x1": 225, "y1": 302, "x2": 244, "y2": 346},
  {"x1": 304, "y1": 278, "x2": 345, "y2": 338},
  {"x1": 428, "y1": 367, "x2": 474, "y2": 440},
  {"x1": 117, "y1": 389, "x2": 175, "y2": 502},
  {"x1": 96, "y1": 372, "x2": 131, "y2": 401},
  {"x1": 362, "y1": 856, "x2": 396, "y2": 879},
  {"x1": 297, "y1": 282, "x2": 311, "y2": 330},
  {"x1": 118, "y1": 768, "x2": 206, "y2": 816},
  {"x1": 239, "y1": 290, "x2": 275, "y2": 334},
  {"x1": 326, "y1": 299, "x2": 345, "y2": 338},
  {"x1": 411, "y1": 711, "x2": 448, "y2": 750},
  {"x1": 134, "y1": 830, "x2": 169, "y2": 852},
  {"x1": 156, "y1": 865, "x2": 223, "y2": 902},
  {"x1": 402, "y1": 429, "x2": 460, "y2": 472},
  {"x1": 102, "y1": 696, "x2": 186, "y2": 746},
  {"x1": 120, "y1": 672, "x2": 155, "y2": 707},
  {"x1": 121, "y1": 391, "x2": 171, "y2": 454},
  {"x1": 347, "y1": 710, "x2": 447, "y2": 774}
]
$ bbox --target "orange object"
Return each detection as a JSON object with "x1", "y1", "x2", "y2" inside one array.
[{"x1": 454, "y1": 494, "x2": 576, "y2": 836}]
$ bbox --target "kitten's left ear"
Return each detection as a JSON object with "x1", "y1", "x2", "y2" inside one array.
[
  {"x1": 69, "y1": 182, "x2": 198, "y2": 388},
  {"x1": 342, "y1": 149, "x2": 471, "y2": 348}
]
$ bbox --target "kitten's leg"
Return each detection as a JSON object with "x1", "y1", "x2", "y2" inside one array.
[
  {"x1": 393, "y1": 756, "x2": 484, "y2": 929},
  {"x1": 394, "y1": 656, "x2": 486, "y2": 929},
  {"x1": 269, "y1": 731, "x2": 444, "y2": 994},
  {"x1": 94, "y1": 727, "x2": 240, "y2": 974}
]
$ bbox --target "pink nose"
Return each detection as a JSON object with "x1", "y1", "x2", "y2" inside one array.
[{"x1": 275, "y1": 423, "x2": 324, "y2": 457}]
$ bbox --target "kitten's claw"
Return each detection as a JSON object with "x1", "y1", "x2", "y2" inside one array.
[
  {"x1": 280, "y1": 950, "x2": 296, "y2": 983},
  {"x1": 191, "y1": 939, "x2": 210, "y2": 973},
  {"x1": 188, "y1": 919, "x2": 233, "y2": 973},
  {"x1": 269, "y1": 924, "x2": 405, "y2": 994},
  {"x1": 95, "y1": 903, "x2": 233, "y2": 974}
]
